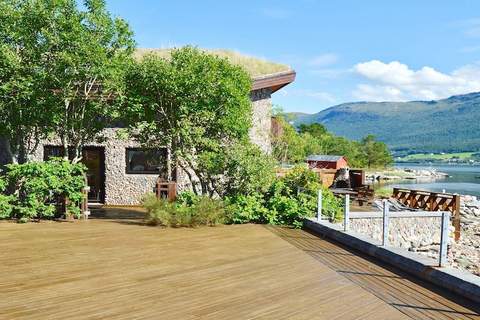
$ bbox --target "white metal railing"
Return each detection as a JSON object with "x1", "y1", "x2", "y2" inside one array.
[{"x1": 316, "y1": 191, "x2": 450, "y2": 267}]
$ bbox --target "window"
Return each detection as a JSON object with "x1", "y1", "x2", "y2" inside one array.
[
  {"x1": 44, "y1": 146, "x2": 67, "y2": 160},
  {"x1": 126, "y1": 148, "x2": 168, "y2": 174}
]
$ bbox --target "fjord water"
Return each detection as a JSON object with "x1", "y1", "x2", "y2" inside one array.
[{"x1": 391, "y1": 164, "x2": 480, "y2": 197}]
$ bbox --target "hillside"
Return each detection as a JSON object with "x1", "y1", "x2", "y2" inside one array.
[{"x1": 290, "y1": 92, "x2": 480, "y2": 155}]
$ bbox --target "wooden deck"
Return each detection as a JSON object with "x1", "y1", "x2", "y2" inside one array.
[{"x1": 0, "y1": 213, "x2": 479, "y2": 319}]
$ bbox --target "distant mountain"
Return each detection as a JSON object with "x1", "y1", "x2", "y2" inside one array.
[{"x1": 290, "y1": 92, "x2": 480, "y2": 155}]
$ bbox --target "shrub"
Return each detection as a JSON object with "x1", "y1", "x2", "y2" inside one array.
[
  {"x1": 221, "y1": 142, "x2": 276, "y2": 196},
  {"x1": 0, "y1": 175, "x2": 14, "y2": 219},
  {"x1": 193, "y1": 197, "x2": 225, "y2": 226},
  {"x1": 226, "y1": 165, "x2": 342, "y2": 227},
  {"x1": 143, "y1": 192, "x2": 226, "y2": 227},
  {"x1": 143, "y1": 193, "x2": 174, "y2": 226},
  {"x1": 225, "y1": 193, "x2": 268, "y2": 224},
  {"x1": 5, "y1": 159, "x2": 86, "y2": 221}
]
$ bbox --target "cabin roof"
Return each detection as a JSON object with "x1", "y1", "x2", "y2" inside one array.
[
  {"x1": 134, "y1": 48, "x2": 296, "y2": 93},
  {"x1": 306, "y1": 155, "x2": 345, "y2": 162}
]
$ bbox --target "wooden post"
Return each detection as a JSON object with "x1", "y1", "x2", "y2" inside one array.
[
  {"x1": 64, "y1": 196, "x2": 73, "y2": 220},
  {"x1": 453, "y1": 194, "x2": 461, "y2": 242},
  {"x1": 81, "y1": 187, "x2": 90, "y2": 220},
  {"x1": 317, "y1": 190, "x2": 322, "y2": 222},
  {"x1": 439, "y1": 212, "x2": 450, "y2": 267},
  {"x1": 409, "y1": 190, "x2": 417, "y2": 208},
  {"x1": 429, "y1": 193, "x2": 437, "y2": 211},
  {"x1": 344, "y1": 195, "x2": 350, "y2": 231},
  {"x1": 156, "y1": 179, "x2": 177, "y2": 202},
  {"x1": 382, "y1": 200, "x2": 390, "y2": 247}
]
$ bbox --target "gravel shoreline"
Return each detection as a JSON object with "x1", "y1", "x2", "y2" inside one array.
[{"x1": 366, "y1": 168, "x2": 449, "y2": 182}]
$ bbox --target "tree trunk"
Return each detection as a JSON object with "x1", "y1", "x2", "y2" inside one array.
[
  {"x1": 166, "y1": 141, "x2": 172, "y2": 181},
  {"x1": 0, "y1": 136, "x2": 14, "y2": 166}
]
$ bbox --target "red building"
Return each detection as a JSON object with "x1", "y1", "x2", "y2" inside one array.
[{"x1": 306, "y1": 155, "x2": 348, "y2": 170}]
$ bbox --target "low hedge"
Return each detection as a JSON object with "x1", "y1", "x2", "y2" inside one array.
[{"x1": 0, "y1": 159, "x2": 86, "y2": 222}]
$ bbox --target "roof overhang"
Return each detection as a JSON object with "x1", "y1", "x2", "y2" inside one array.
[{"x1": 252, "y1": 70, "x2": 296, "y2": 93}]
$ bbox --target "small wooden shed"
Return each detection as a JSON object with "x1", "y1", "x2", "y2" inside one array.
[{"x1": 306, "y1": 155, "x2": 348, "y2": 170}]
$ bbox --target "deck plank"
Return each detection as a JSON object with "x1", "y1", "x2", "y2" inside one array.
[
  {"x1": 269, "y1": 226, "x2": 480, "y2": 320},
  {"x1": 0, "y1": 217, "x2": 476, "y2": 319}
]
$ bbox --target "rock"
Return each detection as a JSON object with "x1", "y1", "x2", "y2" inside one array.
[{"x1": 456, "y1": 257, "x2": 473, "y2": 268}]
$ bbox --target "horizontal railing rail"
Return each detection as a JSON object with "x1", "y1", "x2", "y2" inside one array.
[
  {"x1": 392, "y1": 187, "x2": 460, "y2": 241},
  {"x1": 316, "y1": 191, "x2": 450, "y2": 267}
]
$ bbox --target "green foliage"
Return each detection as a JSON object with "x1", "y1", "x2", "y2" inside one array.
[
  {"x1": 225, "y1": 193, "x2": 268, "y2": 224},
  {"x1": 124, "y1": 46, "x2": 253, "y2": 195},
  {"x1": 4, "y1": 159, "x2": 86, "y2": 221},
  {"x1": 134, "y1": 48, "x2": 290, "y2": 77},
  {"x1": 209, "y1": 141, "x2": 276, "y2": 197},
  {"x1": 298, "y1": 123, "x2": 328, "y2": 137},
  {"x1": 0, "y1": 0, "x2": 134, "y2": 162},
  {"x1": 226, "y1": 166, "x2": 342, "y2": 227},
  {"x1": 291, "y1": 92, "x2": 480, "y2": 154},
  {"x1": 273, "y1": 118, "x2": 393, "y2": 168},
  {"x1": 0, "y1": 175, "x2": 14, "y2": 219},
  {"x1": 143, "y1": 193, "x2": 226, "y2": 227},
  {"x1": 360, "y1": 135, "x2": 393, "y2": 168}
]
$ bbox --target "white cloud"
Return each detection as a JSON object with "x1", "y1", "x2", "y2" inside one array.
[
  {"x1": 309, "y1": 53, "x2": 338, "y2": 67},
  {"x1": 352, "y1": 60, "x2": 480, "y2": 101}
]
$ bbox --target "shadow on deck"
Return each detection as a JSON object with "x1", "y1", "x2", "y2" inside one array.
[{"x1": 267, "y1": 225, "x2": 480, "y2": 320}]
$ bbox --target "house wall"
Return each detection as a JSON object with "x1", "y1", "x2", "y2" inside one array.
[
  {"x1": 30, "y1": 128, "x2": 168, "y2": 205},
  {"x1": 23, "y1": 88, "x2": 274, "y2": 206},
  {"x1": 249, "y1": 88, "x2": 272, "y2": 154}
]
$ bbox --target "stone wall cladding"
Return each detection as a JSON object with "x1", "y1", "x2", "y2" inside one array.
[
  {"x1": 31, "y1": 128, "x2": 165, "y2": 206},
  {"x1": 27, "y1": 91, "x2": 274, "y2": 205},
  {"x1": 348, "y1": 208, "x2": 480, "y2": 277},
  {"x1": 350, "y1": 217, "x2": 444, "y2": 250},
  {"x1": 249, "y1": 88, "x2": 272, "y2": 154}
]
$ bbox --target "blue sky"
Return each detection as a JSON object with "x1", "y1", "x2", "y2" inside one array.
[{"x1": 106, "y1": 0, "x2": 480, "y2": 114}]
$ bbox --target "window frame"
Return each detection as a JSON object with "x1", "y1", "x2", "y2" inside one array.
[{"x1": 125, "y1": 147, "x2": 167, "y2": 175}]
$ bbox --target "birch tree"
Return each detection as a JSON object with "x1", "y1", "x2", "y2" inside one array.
[{"x1": 0, "y1": 0, "x2": 134, "y2": 163}]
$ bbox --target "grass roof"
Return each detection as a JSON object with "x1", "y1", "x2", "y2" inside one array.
[{"x1": 134, "y1": 48, "x2": 291, "y2": 77}]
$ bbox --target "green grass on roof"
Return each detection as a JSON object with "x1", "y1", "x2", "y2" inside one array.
[{"x1": 134, "y1": 48, "x2": 291, "y2": 77}]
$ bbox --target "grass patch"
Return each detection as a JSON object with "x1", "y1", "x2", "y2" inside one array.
[
  {"x1": 134, "y1": 48, "x2": 291, "y2": 77},
  {"x1": 398, "y1": 152, "x2": 476, "y2": 161},
  {"x1": 374, "y1": 187, "x2": 393, "y2": 198}
]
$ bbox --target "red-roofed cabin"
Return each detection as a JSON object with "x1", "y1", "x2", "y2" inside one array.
[{"x1": 306, "y1": 155, "x2": 348, "y2": 170}]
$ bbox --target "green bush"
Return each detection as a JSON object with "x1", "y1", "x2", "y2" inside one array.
[
  {"x1": 193, "y1": 197, "x2": 226, "y2": 226},
  {"x1": 0, "y1": 175, "x2": 14, "y2": 219},
  {"x1": 226, "y1": 165, "x2": 342, "y2": 227},
  {"x1": 225, "y1": 193, "x2": 268, "y2": 224},
  {"x1": 143, "y1": 193, "x2": 226, "y2": 227},
  {"x1": 146, "y1": 166, "x2": 342, "y2": 228},
  {"x1": 5, "y1": 159, "x2": 86, "y2": 221}
]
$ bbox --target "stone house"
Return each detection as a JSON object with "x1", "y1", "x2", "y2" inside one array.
[{"x1": 24, "y1": 53, "x2": 296, "y2": 206}]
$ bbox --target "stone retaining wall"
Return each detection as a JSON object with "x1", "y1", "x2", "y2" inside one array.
[
  {"x1": 347, "y1": 195, "x2": 480, "y2": 277},
  {"x1": 452, "y1": 196, "x2": 480, "y2": 276},
  {"x1": 350, "y1": 217, "x2": 447, "y2": 252}
]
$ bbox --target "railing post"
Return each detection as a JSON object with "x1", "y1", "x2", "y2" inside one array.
[
  {"x1": 344, "y1": 194, "x2": 350, "y2": 231},
  {"x1": 317, "y1": 189, "x2": 322, "y2": 222},
  {"x1": 382, "y1": 200, "x2": 390, "y2": 246},
  {"x1": 453, "y1": 194, "x2": 461, "y2": 242},
  {"x1": 439, "y1": 211, "x2": 450, "y2": 267}
]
